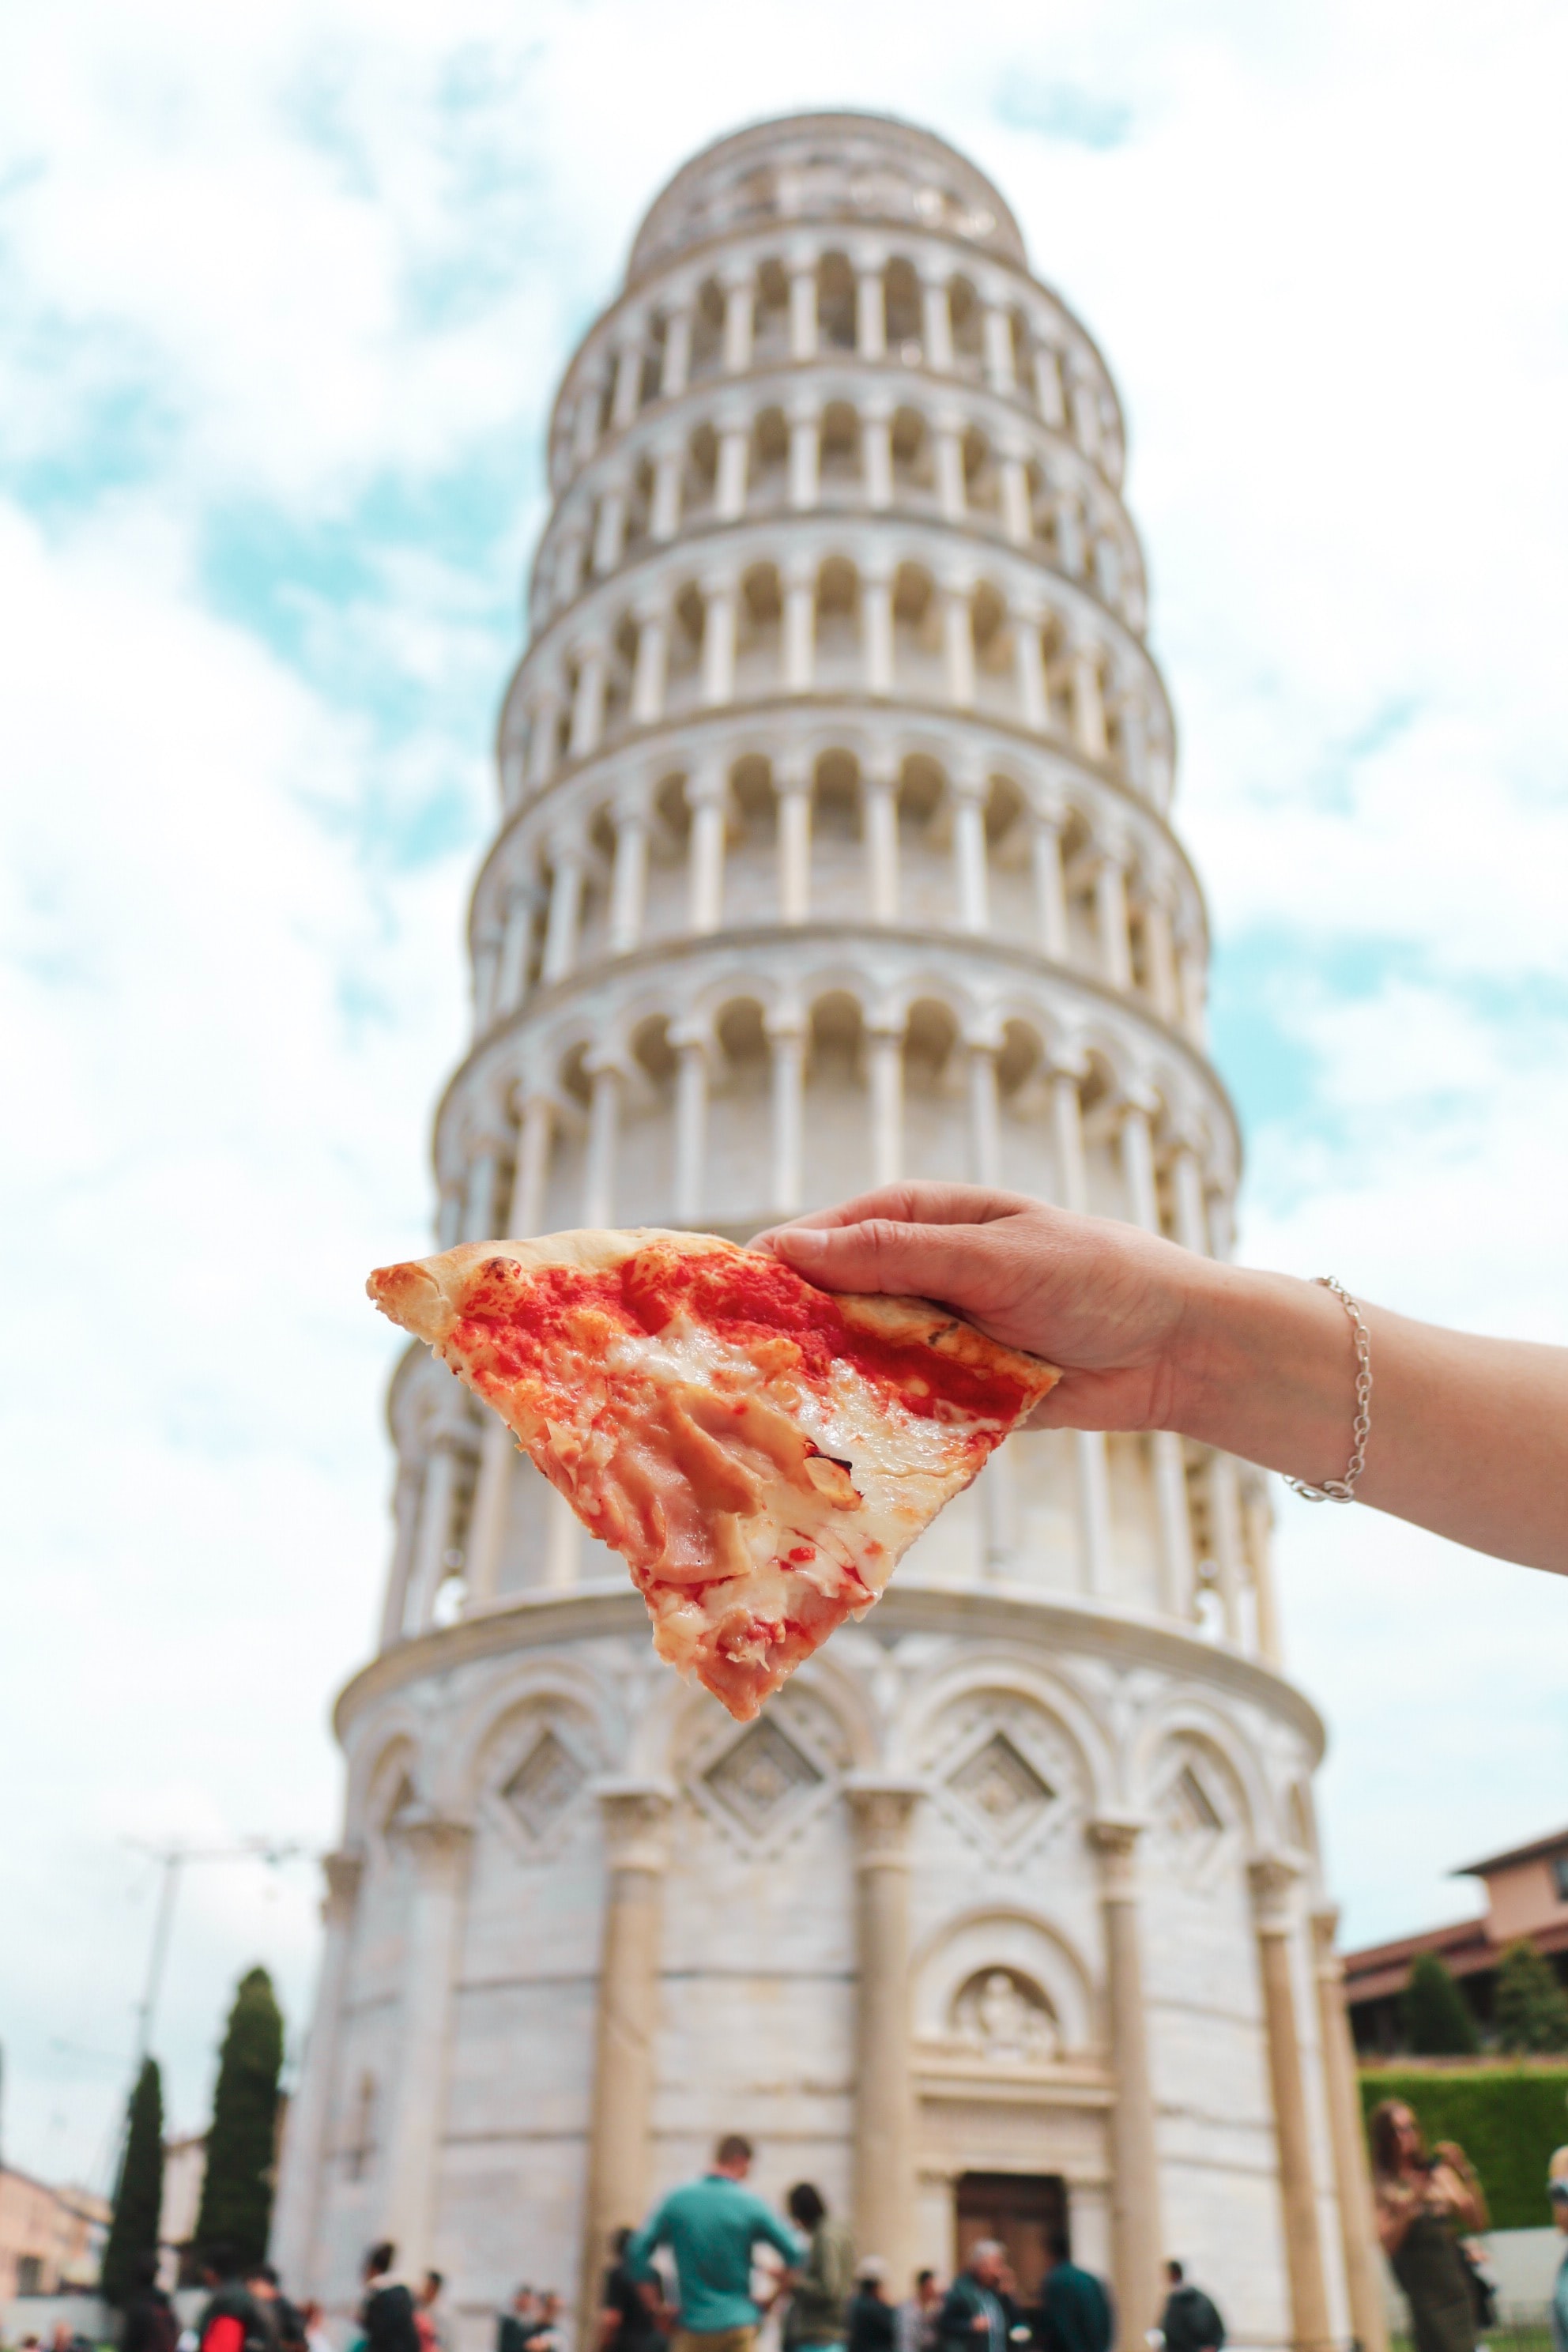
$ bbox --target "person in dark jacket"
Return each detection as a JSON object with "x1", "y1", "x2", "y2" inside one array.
[
  {"x1": 1036, "y1": 2237, "x2": 1111, "y2": 2352},
  {"x1": 847, "y1": 2264, "x2": 897, "y2": 2352},
  {"x1": 122, "y1": 2251, "x2": 179, "y2": 2352},
  {"x1": 784, "y1": 2188, "x2": 856, "y2": 2352},
  {"x1": 1159, "y1": 2263, "x2": 1224, "y2": 2352},
  {"x1": 361, "y1": 2245, "x2": 422, "y2": 2352}
]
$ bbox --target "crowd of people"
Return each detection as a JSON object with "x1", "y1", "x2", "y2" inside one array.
[{"x1": 590, "y1": 2135, "x2": 1220, "y2": 2352}]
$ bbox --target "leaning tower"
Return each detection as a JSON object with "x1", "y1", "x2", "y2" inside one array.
[{"x1": 273, "y1": 115, "x2": 1385, "y2": 2352}]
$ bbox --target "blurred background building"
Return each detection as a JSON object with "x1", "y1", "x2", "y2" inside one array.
[{"x1": 273, "y1": 112, "x2": 1383, "y2": 2352}]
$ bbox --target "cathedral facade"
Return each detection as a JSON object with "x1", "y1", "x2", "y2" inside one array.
[{"x1": 272, "y1": 114, "x2": 1384, "y2": 2352}]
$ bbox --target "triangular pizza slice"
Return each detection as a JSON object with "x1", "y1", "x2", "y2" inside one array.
[{"x1": 368, "y1": 1227, "x2": 1059, "y2": 1720}]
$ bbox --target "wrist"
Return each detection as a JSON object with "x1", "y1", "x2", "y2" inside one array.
[{"x1": 1168, "y1": 1260, "x2": 1360, "y2": 1483}]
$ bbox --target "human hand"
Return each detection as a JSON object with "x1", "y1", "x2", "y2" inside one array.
[{"x1": 756, "y1": 1182, "x2": 1216, "y2": 1434}]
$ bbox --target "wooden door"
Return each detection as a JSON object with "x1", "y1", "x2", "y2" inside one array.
[{"x1": 953, "y1": 2171, "x2": 1069, "y2": 2301}]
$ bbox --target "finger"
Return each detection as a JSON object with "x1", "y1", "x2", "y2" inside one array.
[
  {"x1": 768, "y1": 1214, "x2": 995, "y2": 1302},
  {"x1": 753, "y1": 1182, "x2": 1022, "y2": 1251}
]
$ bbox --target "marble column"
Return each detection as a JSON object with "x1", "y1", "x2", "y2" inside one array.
[
  {"x1": 722, "y1": 266, "x2": 754, "y2": 372},
  {"x1": 1243, "y1": 1473, "x2": 1284, "y2": 1666},
  {"x1": 1089, "y1": 1820, "x2": 1164, "y2": 2350},
  {"x1": 650, "y1": 442, "x2": 684, "y2": 541},
  {"x1": 688, "y1": 764, "x2": 729, "y2": 932},
  {"x1": 579, "y1": 1786, "x2": 674, "y2": 2345},
  {"x1": 855, "y1": 256, "x2": 888, "y2": 359},
  {"x1": 609, "y1": 796, "x2": 650, "y2": 953},
  {"x1": 967, "y1": 1038, "x2": 1002, "y2": 1185},
  {"x1": 778, "y1": 754, "x2": 812, "y2": 922},
  {"x1": 271, "y1": 1849, "x2": 364, "y2": 2292},
  {"x1": 378, "y1": 1814, "x2": 473, "y2": 2272},
  {"x1": 404, "y1": 1441, "x2": 462, "y2": 1633},
  {"x1": 461, "y1": 1142, "x2": 498, "y2": 1243},
  {"x1": 943, "y1": 582, "x2": 975, "y2": 707},
  {"x1": 471, "y1": 926, "x2": 500, "y2": 1036},
  {"x1": 920, "y1": 270, "x2": 954, "y2": 371},
  {"x1": 1205, "y1": 1453, "x2": 1246, "y2": 1644},
  {"x1": 1053, "y1": 1070, "x2": 1113, "y2": 1596},
  {"x1": 1169, "y1": 1142, "x2": 1210, "y2": 1257},
  {"x1": 715, "y1": 420, "x2": 750, "y2": 521},
  {"x1": 789, "y1": 398, "x2": 820, "y2": 510},
  {"x1": 1175, "y1": 932, "x2": 1208, "y2": 1046},
  {"x1": 582, "y1": 1061, "x2": 622, "y2": 1226},
  {"x1": 861, "y1": 564, "x2": 895, "y2": 695},
  {"x1": 1311, "y1": 1908, "x2": 1389, "y2": 2352},
  {"x1": 495, "y1": 885, "x2": 537, "y2": 1019},
  {"x1": 861, "y1": 401, "x2": 893, "y2": 511},
  {"x1": 868, "y1": 1026, "x2": 903, "y2": 1187},
  {"x1": 846, "y1": 1781, "x2": 922, "y2": 2281},
  {"x1": 611, "y1": 341, "x2": 642, "y2": 429},
  {"x1": 933, "y1": 413, "x2": 967, "y2": 522},
  {"x1": 788, "y1": 251, "x2": 819, "y2": 360},
  {"x1": 864, "y1": 757, "x2": 900, "y2": 920},
  {"x1": 1033, "y1": 342, "x2": 1066, "y2": 425},
  {"x1": 1142, "y1": 892, "x2": 1180, "y2": 1023},
  {"x1": 1000, "y1": 447, "x2": 1033, "y2": 547},
  {"x1": 631, "y1": 600, "x2": 669, "y2": 724},
  {"x1": 1094, "y1": 849, "x2": 1133, "y2": 990},
  {"x1": 1120, "y1": 1102, "x2": 1197, "y2": 1620},
  {"x1": 569, "y1": 641, "x2": 609, "y2": 757},
  {"x1": 542, "y1": 839, "x2": 587, "y2": 983},
  {"x1": 1032, "y1": 804, "x2": 1070, "y2": 959},
  {"x1": 527, "y1": 688, "x2": 562, "y2": 789},
  {"x1": 1250, "y1": 1860, "x2": 1335, "y2": 2352},
  {"x1": 951, "y1": 774, "x2": 989, "y2": 932},
  {"x1": 673, "y1": 1030, "x2": 708, "y2": 1223},
  {"x1": 783, "y1": 558, "x2": 817, "y2": 692},
  {"x1": 768, "y1": 1016, "x2": 806, "y2": 1215},
  {"x1": 700, "y1": 573, "x2": 738, "y2": 705},
  {"x1": 465, "y1": 1097, "x2": 555, "y2": 1610},
  {"x1": 1013, "y1": 607, "x2": 1049, "y2": 732},
  {"x1": 982, "y1": 298, "x2": 1017, "y2": 392},
  {"x1": 592, "y1": 477, "x2": 628, "y2": 574},
  {"x1": 660, "y1": 303, "x2": 692, "y2": 398}
]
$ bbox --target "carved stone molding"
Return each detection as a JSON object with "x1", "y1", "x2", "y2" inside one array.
[
  {"x1": 1248, "y1": 1852, "x2": 1301, "y2": 1936},
  {"x1": 596, "y1": 1781, "x2": 675, "y2": 1873},
  {"x1": 844, "y1": 1776, "x2": 923, "y2": 1866},
  {"x1": 1087, "y1": 1815, "x2": 1145, "y2": 1898}
]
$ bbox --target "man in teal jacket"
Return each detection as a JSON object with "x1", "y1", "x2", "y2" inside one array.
[{"x1": 627, "y1": 2134, "x2": 804, "y2": 2352}]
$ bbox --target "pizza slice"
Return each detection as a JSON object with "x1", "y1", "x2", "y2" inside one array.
[{"x1": 368, "y1": 1227, "x2": 1058, "y2": 1721}]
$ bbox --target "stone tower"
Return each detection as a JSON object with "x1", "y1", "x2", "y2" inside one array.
[{"x1": 273, "y1": 113, "x2": 1385, "y2": 2352}]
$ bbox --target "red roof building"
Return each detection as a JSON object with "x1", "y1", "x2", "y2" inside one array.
[{"x1": 1344, "y1": 1825, "x2": 1568, "y2": 2052}]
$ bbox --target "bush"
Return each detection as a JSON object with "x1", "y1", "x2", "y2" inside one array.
[
  {"x1": 1495, "y1": 1943, "x2": 1568, "y2": 2056},
  {"x1": 1402, "y1": 1954, "x2": 1481, "y2": 2056},
  {"x1": 193, "y1": 1966, "x2": 285, "y2": 2267},
  {"x1": 1359, "y1": 2067, "x2": 1568, "y2": 2228}
]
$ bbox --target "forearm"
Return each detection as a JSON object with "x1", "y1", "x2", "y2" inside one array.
[{"x1": 1174, "y1": 1263, "x2": 1568, "y2": 1572}]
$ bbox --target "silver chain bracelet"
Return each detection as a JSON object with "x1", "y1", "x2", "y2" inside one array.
[{"x1": 1286, "y1": 1276, "x2": 1373, "y2": 1503}]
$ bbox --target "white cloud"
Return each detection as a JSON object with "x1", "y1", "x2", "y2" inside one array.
[{"x1": 3, "y1": 0, "x2": 1567, "y2": 2182}]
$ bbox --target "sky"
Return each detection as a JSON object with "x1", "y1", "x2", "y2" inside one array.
[{"x1": 3, "y1": 0, "x2": 1567, "y2": 2192}]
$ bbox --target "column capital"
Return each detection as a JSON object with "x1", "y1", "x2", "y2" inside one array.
[
  {"x1": 322, "y1": 1848, "x2": 365, "y2": 1913},
  {"x1": 390, "y1": 1809, "x2": 473, "y2": 1868},
  {"x1": 1249, "y1": 1852, "x2": 1302, "y2": 1932},
  {"x1": 1087, "y1": 1814, "x2": 1148, "y2": 1893},
  {"x1": 850, "y1": 236, "x2": 889, "y2": 270},
  {"x1": 782, "y1": 548, "x2": 819, "y2": 590},
  {"x1": 775, "y1": 743, "x2": 813, "y2": 791},
  {"x1": 685, "y1": 757, "x2": 730, "y2": 809},
  {"x1": 595, "y1": 1780, "x2": 675, "y2": 1871},
  {"x1": 718, "y1": 254, "x2": 756, "y2": 292},
  {"x1": 786, "y1": 388, "x2": 824, "y2": 425},
  {"x1": 669, "y1": 1017, "x2": 712, "y2": 1058},
  {"x1": 612, "y1": 778, "x2": 656, "y2": 824},
  {"x1": 699, "y1": 562, "x2": 741, "y2": 599},
  {"x1": 844, "y1": 1776, "x2": 922, "y2": 1864},
  {"x1": 1310, "y1": 1905, "x2": 1344, "y2": 1969},
  {"x1": 916, "y1": 254, "x2": 953, "y2": 288}
]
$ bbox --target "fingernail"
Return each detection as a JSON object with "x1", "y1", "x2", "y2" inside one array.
[{"x1": 778, "y1": 1227, "x2": 827, "y2": 1253}]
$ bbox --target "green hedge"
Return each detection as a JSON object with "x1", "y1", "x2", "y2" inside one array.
[{"x1": 1359, "y1": 2069, "x2": 1568, "y2": 2229}]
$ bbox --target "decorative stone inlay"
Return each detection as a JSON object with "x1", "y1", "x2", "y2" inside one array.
[
  {"x1": 1166, "y1": 1762, "x2": 1223, "y2": 1837},
  {"x1": 952, "y1": 1966, "x2": 1060, "y2": 2064},
  {"x1": 948, "y1": 1728, "x2": 1054, "y2": 1838},
  {"x1": 503, "y1": 1728, "x2": 587, "y2": 1839},
  {"x1": 704, "y1": 1717, "x2": 823, "y2": 1834}
]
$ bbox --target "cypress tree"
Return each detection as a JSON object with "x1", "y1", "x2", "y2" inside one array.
[
  {"x1": 1401, "y1": 1952, "x2": 1481, "y2": 2056},
  {"x1": 1494, "y1": 1939, "x2": 1568, "y2": 2054},
  {"x1": 101, "y1": 2057, "x2": 165, "y2": 2307},
  {"x1": 193, "y1": 1966, "x2": 285, "y2": 2267}
]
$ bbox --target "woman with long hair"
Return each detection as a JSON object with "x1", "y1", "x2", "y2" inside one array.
[
  {"x1": 1369, "y1": 2100, "x2": 1488, "y2": 2352},
  {"x1": 783, "y1": 2184, "x2": 856, "y2": 2352}
]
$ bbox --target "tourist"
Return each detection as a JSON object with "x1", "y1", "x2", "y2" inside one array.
[
  {"x1": 625, "y1": 2133, "x2": 803, "y2": 2352},
  {"x1": 782, "y1": 2185, "x2": 855, "y2": 2352},
  {"x1": 1370, "y1": 2101, "x2": 1487, "y2": 2352},
  {"x1": 361, "y1": 2247, "x2": 421, "y2": 2352},
  {"x1": 1035, "y1": 2236, "x2": 1110, "y2": 2352},
  {"x1": 936, "y1": 2245, "x2": 1007, "y2": 2352},
  {"x1": 846, "y1": 2263, "x2": 895, "y2": 2352},
  {"x1": 248, "y1": 2261, "x2": 307, "y2": 2352},
  {"x1": 195, "y1": 2248, "x2": 273, "y2": 2352},
  {"x1": 527, "y1": 2296, "x2": 563, "y2": 2352},
  {"x1": 300, "y1": 2305, "x2": 335, "y2": 2352},
  {"x1": 1158, "y1": 2262, "x2": 1224, "y2": 2352},
  {"x1": 122, "y1": 2250, "x2": 179, "y2": 2352},
  {"x1": 759, "y1": 1182, "x2": 1568, "y2": 1572},
  {"x1": 1547, "y1": 2149, "x2": 1568, "y2": 2352},
  {"x1": 600, "y1": 2226, "x2": 668, "y2": 2352},
  {"x1": 414, "y1": 2276, "x2": 445, "y2": 2352},
  {"x1": 895, "y1": 2272, "x2": 944, "y2": 2352},
  {"x1": 498, "y1": 2290, "x2": 545, "y2": 2352}
]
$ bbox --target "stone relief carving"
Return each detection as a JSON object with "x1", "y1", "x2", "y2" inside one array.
[
  {"x1": 947, "y1": 1730, "x2": 1054, "y2": 1839},
  {"x1": 921, "y1": 1692, "x2": 1076, "y2": 1857},
  {"x1": 703, "y1": 1717, "x2": 823, "y2": 1835},
  {"x1": 952, "y1": 1966, "x2": 1061, "y2": 2064},
  {"x1": 503, "y1": 1728, "x2": 588, "y2": 1841}
]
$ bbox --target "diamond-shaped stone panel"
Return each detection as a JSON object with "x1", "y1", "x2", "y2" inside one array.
[
  {"x1": 703, "y1": 1718, "x2": 823, "y2": 1835},
  {"x1": 1166, "y1": 1762, "x2": 1223, "y2": 1837},
  {"x1": 948, "y1": 1730, "x2": 1054, "y2": 1835},
  {"x1": 503, "y1": 1729, "x2": 586, "y2": 1839}
]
